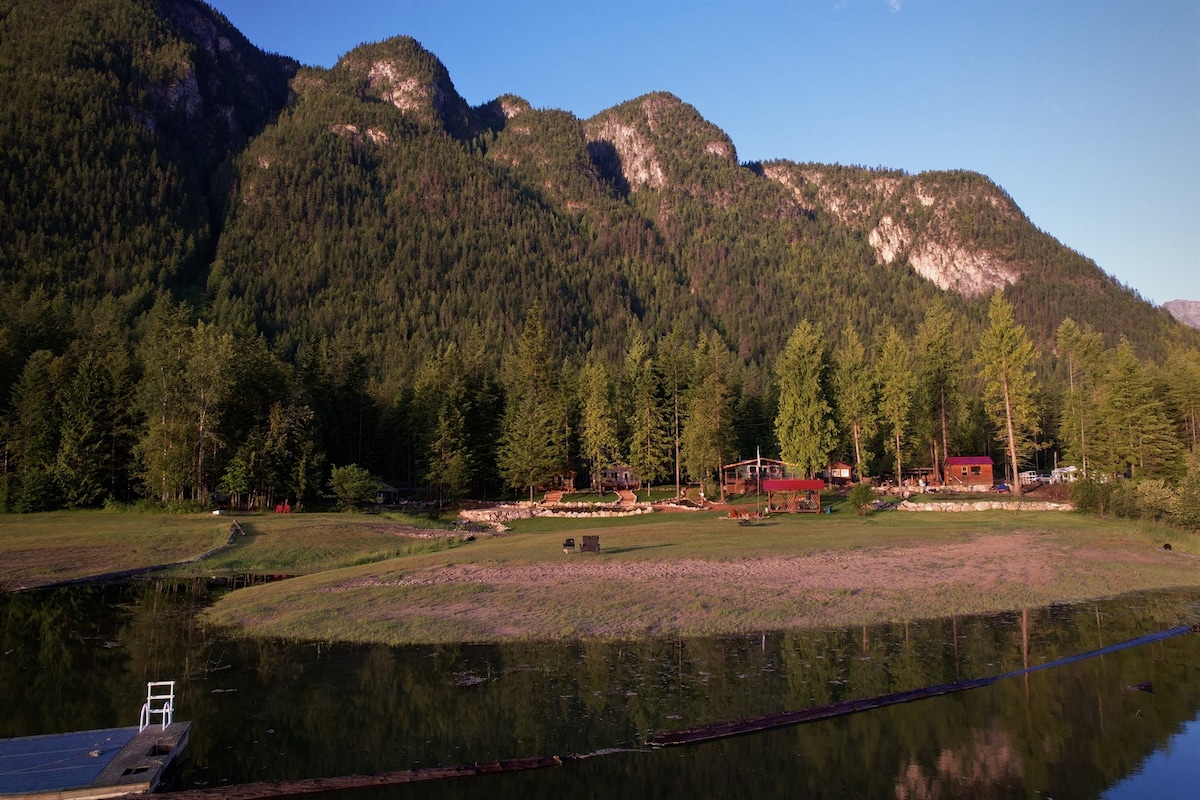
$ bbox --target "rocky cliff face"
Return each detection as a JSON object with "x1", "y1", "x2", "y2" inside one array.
[
  {"x1": 584, "y1": 93, "x2": 738, "y2": 195},
  {"x1": 763, "y1": 162, "x2": 1025, "y2": 297},
  {"x1": 1165, "y1": 300, "x2": 1200, "y2": 330},
  {"x1": 335, "y1": 37, "x2": 476, "y2": 138},
  {"x1": 157, "y1": 0, "x2": 295, "y2": 149}
]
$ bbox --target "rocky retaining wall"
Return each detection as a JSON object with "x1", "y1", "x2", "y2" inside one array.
[
  {"x1": 898, "y1": 500, "x2": 1074, "y2": 512},
  {"x1": 534, "y1": 506, "x2": 652, "y2": 518},
  {"x1": 459, "y1": 506, "x2": 535, "y2": 524},
  {"x1": 459, "y1": 504, "x2": 654, "y2": 525}
]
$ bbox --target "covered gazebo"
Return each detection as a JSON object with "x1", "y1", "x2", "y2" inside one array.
[{"x1": 763, "y1": 478, "x2": 826, "y2": 513}]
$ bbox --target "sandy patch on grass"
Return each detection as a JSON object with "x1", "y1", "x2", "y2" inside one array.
[
  {"x1": 327, "y1": 532, "x2": 1065, "y2": 594},
  {"x1": 263, "y1": 531, "x2": 1199, "y2": 643}
]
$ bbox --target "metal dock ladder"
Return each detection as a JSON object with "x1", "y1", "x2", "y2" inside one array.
[{"x1": 139, "y1": 681, "x2": 175, "y2": 732}]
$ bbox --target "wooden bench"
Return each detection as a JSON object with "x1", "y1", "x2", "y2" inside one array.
[{"x1": 580, "y1": 535, "x2": 600, "y2": 553}]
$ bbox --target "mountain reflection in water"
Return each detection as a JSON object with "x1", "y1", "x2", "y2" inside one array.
[{"x1": 1, "y1": 581, "x2": 1197, "y2": 798}]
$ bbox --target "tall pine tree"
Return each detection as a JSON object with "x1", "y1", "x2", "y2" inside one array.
[
  {"x1": 976, "y1": 291, "x2": 1038, "y2": 495},
  {"x1": 498, "y1": 305, "x2": 562, "y2": 500},
  {"x1": 876, "y1": 326, "x2": 916, "y2": 486}
]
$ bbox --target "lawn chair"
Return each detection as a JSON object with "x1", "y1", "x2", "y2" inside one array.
[
  {"x1": 562, "y1": 538, "x2": 576, "y2": 554},
  {"x1": 581, "y1": 535, "x2": 600, "y2": 553}
]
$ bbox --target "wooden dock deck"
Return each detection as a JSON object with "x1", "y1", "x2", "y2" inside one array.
[{"x1": 0, "y1": 722, "x2": 190, "y2": 800}]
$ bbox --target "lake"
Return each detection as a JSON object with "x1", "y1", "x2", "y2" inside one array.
[{"x1": 1, "y1": 580, "x2": 1198, "y2": 798}]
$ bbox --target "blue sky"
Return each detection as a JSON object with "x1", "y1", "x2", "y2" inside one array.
[{"x1": 206, "y1": 0, "x2": 1199, "y2": 305}]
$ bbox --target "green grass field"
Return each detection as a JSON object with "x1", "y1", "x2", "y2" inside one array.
[{"x1": 2, "y1": 507, "x2": 1196, "y2": 644}]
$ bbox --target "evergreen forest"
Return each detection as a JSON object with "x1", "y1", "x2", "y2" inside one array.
[{"x1": 2, "y1": 0, "x2": 1198, "y2": 524}]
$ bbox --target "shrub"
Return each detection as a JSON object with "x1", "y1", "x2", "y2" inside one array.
[
  {"x1": 847, "y1": 482, "x2": 875, "y2": 516},
  {"x1": 1173, "y1": 452, "x2": 1200, "y2": 530},
  {"x1": 1109, "y1": 482, "x2": 1138, "y2": 519},
  {"x1": 1135, "y1": 479, "x2": 1176, "y2": 522},
  {"x1": 329, "y1": 464, "x2": 384, "y2": 512},
  {"x1": 1071, "y1": 478, "x2": 1113, "y2": 514}
]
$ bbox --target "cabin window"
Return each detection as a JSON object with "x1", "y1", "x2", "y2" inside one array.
[
  {"x1": 961, "y1": 467, "x2": 968, "y2": 476},
  {"x1": 970, "y1": 466, "x2": 982, "y2": 476}
]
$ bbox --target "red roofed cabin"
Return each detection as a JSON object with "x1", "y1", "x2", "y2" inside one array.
[
  {"x1": 825, "y1": 461, "x2": 853, "y2": 486},
  {"x1": 763, "y1": 478, "x2": 826, "y2": 513},
  {"x1": 945, "y1": 456, "x2": 993, "y2": 489}
]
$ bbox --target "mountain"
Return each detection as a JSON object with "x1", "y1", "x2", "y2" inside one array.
[
  {"x1": 0, "y1": 0, "x2": 293, "y2": 300},
  {"x1": 1165, "y1": 300, "x2": 1200, "y2": 330},
  {"x1": 209, "y1": 39, "x2": 1193, "y2": 382},
  {"x1": 3, "y1": 1, "x2": 1192, "y2": 376},
  {"x1": 1, "y1": 0, "x2": 1197, "y2": 506}
]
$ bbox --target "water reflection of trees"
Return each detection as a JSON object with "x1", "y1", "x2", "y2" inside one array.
[{"x1": 1, "y1": 583, "x2": 1198, "y2": 797}]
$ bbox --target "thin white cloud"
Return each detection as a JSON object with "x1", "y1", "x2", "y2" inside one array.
[{"x1": 888, "y1": 0, "x2": 903, "y2": 12}]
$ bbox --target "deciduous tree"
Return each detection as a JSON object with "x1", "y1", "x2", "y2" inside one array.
[
  {"x1": 832, "y1": 324, "x2": 876, "y2": 480},
  {"x1": 329, "y1": 463, "x2": 382, "y2": 511},
  {"x1": 774, "y1": 320, "x2": 835, "y2": 478},
  {"x1": 1054, "y1": 318, "x2": 1103, "y2": 477},
  {"x1": 681, "y1": 331, "x2": 735, "y2": 499}
]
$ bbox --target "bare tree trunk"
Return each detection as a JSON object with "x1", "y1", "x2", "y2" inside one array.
[
  {"x1": 938, "y1": 384, "x2": 948, "y2": 484},
  {"x1": 674, "y1": 389, "x2": 681, "y2": 497},
  {"x1": 852, "y1": 421, "x2": 863, "y2": 480},
  {"x1": 894, "y1": 432, "x2": 902, "y2": 488},
  {"x1": 1002, "y1": 376, "x2": 1022, "y2": 497}
]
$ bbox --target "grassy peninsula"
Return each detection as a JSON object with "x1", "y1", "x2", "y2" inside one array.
[{"x1": 2, "y1": 509, "x2": 1195, "y2": 644}]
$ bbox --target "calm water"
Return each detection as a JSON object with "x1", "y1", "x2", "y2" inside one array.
[{"x1": 1, "y1": 581, "x2": 1199, "y2": 798}]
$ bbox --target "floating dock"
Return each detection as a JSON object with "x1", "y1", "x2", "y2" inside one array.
[{"x1": 0, "y1": 721, "x2": 190, "y2": 800}]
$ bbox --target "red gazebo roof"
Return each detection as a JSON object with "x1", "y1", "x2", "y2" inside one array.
[{"x1": 763, "y1": 479, "x2": 826, "y2": 491}]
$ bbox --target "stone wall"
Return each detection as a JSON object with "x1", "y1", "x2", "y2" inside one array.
[
  {"x1": 458, "y1": 503, "x2": 654, "y2": 524},
  {"x1": 534, "y1": 506, "x2": 652, "y2": 518},
  {"x1": 458, "y1": 505, "x2": 535, "y2": 524},
  {"x1": 897, "y1": 499, "x2": 1073, "y2": 512}
]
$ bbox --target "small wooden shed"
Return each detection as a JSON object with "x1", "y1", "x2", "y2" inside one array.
[
  {"x1": 545, "y1": 470, "x2": 576, "y2": 493},
  {"x1": 944, "y1": 456, "x2": 994, "y2": 488},
  {"x1": 825, "y1": 461, "x2": 854, "y2": 486},
  {"x1": 763, "y1": 478, "x2": 826, "y2": 513}
]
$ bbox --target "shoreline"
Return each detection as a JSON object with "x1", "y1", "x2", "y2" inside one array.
[
  {"x1": 3, "y1": 509, "x2": 1196, "y2": 646},
  {"x1": 198, "y1": 526, "x2": 1200, "y2": 646}
]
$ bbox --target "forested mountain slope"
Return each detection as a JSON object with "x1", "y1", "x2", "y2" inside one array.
[
  {"x1": 209, "y1": 32, "x2": 1189, "y2": 375},
  {"x1": 0, "y1": 0, "x2": 293, "y2": 382},
  {"x1": 1, "y1": 0, "x2": 1196, "y2": 509}
]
